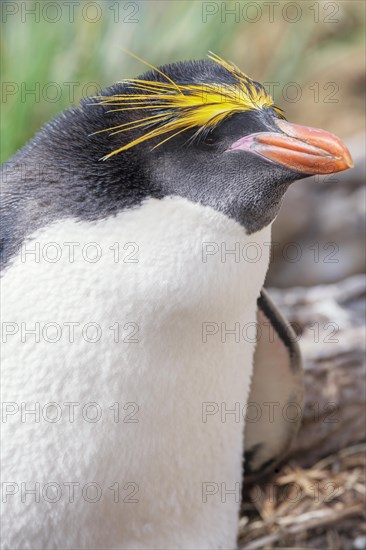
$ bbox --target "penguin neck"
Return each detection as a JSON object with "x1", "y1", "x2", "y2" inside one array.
[{"x1": 12, "y1": 103, "x2": 157, "y2": 214}]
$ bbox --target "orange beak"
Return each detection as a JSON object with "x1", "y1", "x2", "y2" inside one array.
[{"x1": 229, "y1": 119, "x2": 354, "y2": 175}]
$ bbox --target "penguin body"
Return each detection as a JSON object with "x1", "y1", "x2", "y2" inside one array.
[
  {"x1": 1, "y1": 55, "x2": 352, "y2": 548},
  {"x1": 2, "y1": 197, "x2": 270, "y2": 549}
]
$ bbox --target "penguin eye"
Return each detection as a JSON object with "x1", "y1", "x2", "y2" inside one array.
[
  {"x1": 204, "y1": 136, "x2": 216, "y2": 145},
  {"x1": 202, "y1": 133, "x2": 218, "y2": 146}
]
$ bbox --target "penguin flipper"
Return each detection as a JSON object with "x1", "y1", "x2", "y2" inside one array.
[{"x1": 244, "y1": 288, "x2": 304, "y2": 476}]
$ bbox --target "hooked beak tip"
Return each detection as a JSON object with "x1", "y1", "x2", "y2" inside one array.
[{"x1": 271, "y1": 119, "x2": 354, "y2": 175}]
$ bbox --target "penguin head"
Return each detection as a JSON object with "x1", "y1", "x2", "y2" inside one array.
[
  {"x1": 12, "y1": 54, "x2": 352, "y2": 245},
  {"x1": 91, "y1": 54, "x2": 353, "y2": 234}
]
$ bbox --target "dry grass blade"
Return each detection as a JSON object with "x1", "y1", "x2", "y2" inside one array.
[{"x1": 239, "y1": 443, "x2": 366, "y2": 549}]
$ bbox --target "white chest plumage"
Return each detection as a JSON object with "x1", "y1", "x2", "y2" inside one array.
[{"x1": 1, "y1": 196, "x2": 271, "y2": 549}]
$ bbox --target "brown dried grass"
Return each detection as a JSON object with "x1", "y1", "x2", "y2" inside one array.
[{"x1": 239, "y1": 443, "x2": 366, "y2": 549}]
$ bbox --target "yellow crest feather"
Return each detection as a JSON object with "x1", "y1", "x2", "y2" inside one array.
[{"x1": 94, "y1": 52, "x2": 284, "y2": 160}]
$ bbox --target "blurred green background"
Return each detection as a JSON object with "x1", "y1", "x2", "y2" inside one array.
[{"x1": 1, "y1": 0, "x2": 365, "y2": 164}]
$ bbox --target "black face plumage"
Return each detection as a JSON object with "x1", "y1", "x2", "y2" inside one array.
[
  {"x1": 142, "y1": 108, "x2": 306, "y2": 233},
  {"x1": 1, "y1": 59, "x2": 306, "y2": 268}
]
